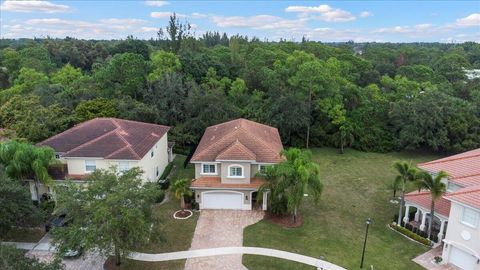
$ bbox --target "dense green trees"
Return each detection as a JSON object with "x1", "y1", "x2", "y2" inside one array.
[{"x1": 0, "y1": 26, "x2": 479, "y2": 155}]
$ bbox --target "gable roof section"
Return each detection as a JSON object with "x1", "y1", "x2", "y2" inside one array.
[
  {"x1": 39, "y1": 118, "x2": 170, "y2": 160},
  {"x1": 405, "y1": 190, "x2": 452, "y2": 217},
  {"x1": 191, "y1": 118, "x2": 283, "y2": 163},
  {"x1": 445, "y1": 185, "x2": 480, "y2": 210},
  {"x1": 418, "y1": 148, "x2": 480, "y2": 187}
]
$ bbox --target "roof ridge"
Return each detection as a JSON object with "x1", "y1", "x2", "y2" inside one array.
[
  {"x1": 238, "y1": 126, "x2": 280, "y2": 155},
  {"x1": 64, "y1": 128, "x2": 119, "y2": 156},
  {"x1": 446, "y1": 185, "x2": 480, "y2": 196},
  {"x1": 112, "y1": 129, "x2": 142, "y2": 160},
  {"x1": 452, "y1": 172, "x2": 480, "y2": 180},
  {"x1": 419, "y1": 152, "x2": 480, "y2": 166},
  {"x1": 405, "y1": 190, "x2": 431, "y2": 197},
  {"x1": 216, "y1": 139, "x2": 256, "y2": 160}
]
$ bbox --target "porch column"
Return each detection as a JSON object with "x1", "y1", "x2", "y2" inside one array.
[
  {"x1": 262, "y1": 192, "x2": 268, "y2": 211},
  {"x1": 437, "y1": 220, "x2": 446, "y2": 243},
  {"x1": 403, "y1": 205, "x2": 410, "y2": 224},
  {"x1": 414, "y1": 209, "x2": 421, "y2": 222},
  {"x1": 419, "y1": 212, "x2": 427, "y2": 231}
]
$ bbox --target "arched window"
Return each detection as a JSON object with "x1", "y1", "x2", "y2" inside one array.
[{"x1": 228, "y1": 164, "x2": 244, "y2": 178}]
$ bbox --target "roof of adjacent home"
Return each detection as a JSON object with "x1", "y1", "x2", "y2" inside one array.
[
  {"x1": 191, "y1": 176, "x2": 265, "y2": 190},
  {"x1": 190, "y1": 118, "x2": 283, "y2": 163},
  {"x1": 417, "y1": 148, "x2": 480, "y2": 187},
  {"x1": 445, "y1": 185, "x2": 480, "y2": 210},
  {"x1": 39, "y1": 118, "x2": 170, "y2": 160},
  {"x1": 404, "y1": 191, "x2": 452, "y2": 217}
]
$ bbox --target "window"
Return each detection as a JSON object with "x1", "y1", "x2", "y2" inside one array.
[
  {"x1": 462, "y1": 207, "x2": 479, "y2": 228},
  {"x1": 201, "y1": 164, "x2": 216, "y2": 174},
  {"x1": 156, "y1": 166, "x2": 159, "y2": 177},
  {"x1": 259, "y1": 165, "x2": 271, "y2": 174},
  {"x1": 55, "y1": 153, "x2": 61, "y2": 160},
  {"x1": 228, "y1": 165, "x2": 243, "y2": 177},
  {"x1": 85, "y1": 160, "x2": 96, "y2": 172},
  {"x1": 151, "y1": 150, "x2": 154, "y2": 158},
  {"x1": 119, "y1": 161, "x2": 129, "y2": 173}
]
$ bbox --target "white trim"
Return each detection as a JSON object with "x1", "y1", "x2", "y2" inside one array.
[
  {"x1": 443, "y1": 240, "x2": 480, "y2": 259},
  {"x1": 404, "y1": 202, "x2": 449, "y2": 221},
  {"x1": 461, "y1": 206, "x2": 479, "y2": 228},
  {"x1": 216, "y1": 159, "x2": 256, "y2": 162},
  {"x1": 191, "y1": 187, "x2": 258, "y2": 191},
  {"x1": 446, "y1": 198, "x2": 480, "y2": 212},
  {"x1": 85, "y1": 160, "x2": 96, "y2": 173},
  {"x1": 200, "y1": 190, "x2": 248, "y2": 210},
  {"x1": 227, "y1": 164, "x2": 245, "y2": 178},
  {"x1": 190, "y1": 161, "x2": 221, "y2": 164},
  {"x1": 200, "y1": 163, "x2": 218, "y2": 175}
]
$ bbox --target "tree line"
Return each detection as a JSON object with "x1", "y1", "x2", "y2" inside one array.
[{"x1": 1, "y1": 15, "x2": 479, "y2": 154}]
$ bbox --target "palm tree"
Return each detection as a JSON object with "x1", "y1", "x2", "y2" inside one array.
[
  {"x1": 171, "y1": 178, "x2": 193, "y2": 212},
  {"x1": 261, "y1": 148, "x2": 323, "y2": 223},
  {"x1": 416, "y1": 171, "x2": 448, "y2": 239},
  {"x1": 0, "y1": 141, "x2": 56, "y2": 201},
  {"x1": 393, "y1": 161, "x2": 418, "y2": 225}
]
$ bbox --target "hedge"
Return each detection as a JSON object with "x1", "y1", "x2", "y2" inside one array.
[{"x1": 390, "y1": 223, "x2": 432, "y2": 246}]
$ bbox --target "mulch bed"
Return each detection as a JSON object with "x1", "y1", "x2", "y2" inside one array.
[
  {"x1": 174, "y1": 210, "x2": 191, "y2": 218},
  {"x1": 103, "y1": 257, "x2": 121, "y2": 270},
  {"x1": 264, "y1": 212, "x2": 303, "y2": 228}
]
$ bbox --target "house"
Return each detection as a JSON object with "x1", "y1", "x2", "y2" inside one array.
[
  {"x1": 35, "y1": 118, "x2": 171, "y2": 201},
  {"x1": 404, "y1": 149, "x2": 480, "y2": 270},
  {"x1": 190, "y1": 118, "x2": 283, "y2": 210}
]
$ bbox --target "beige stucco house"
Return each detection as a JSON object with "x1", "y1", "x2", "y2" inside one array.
[
  {"x1": 32, "y1": 118, "x2": 171, "y2": 201},
  {"x1": 190, "y1": 118, "x2": 283, "y2": 210},
  {"x1": 404, "y1": 149, "x2": 480, "y2": 270}
]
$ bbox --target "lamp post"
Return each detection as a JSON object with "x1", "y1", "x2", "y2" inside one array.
[{"x1": 360, "y1": 218, "x2": 372, "y2": 269}]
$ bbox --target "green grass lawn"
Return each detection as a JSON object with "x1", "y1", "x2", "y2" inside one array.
[
  {"x1": 1, "y1": 227, "x2": 45, "y2": 242},
  {"x1": 122, "y1": 155, "x2": 197, "y2": 270},
  {"x1": 243, "y1": 148, "x2": 441, "y2": 270}
]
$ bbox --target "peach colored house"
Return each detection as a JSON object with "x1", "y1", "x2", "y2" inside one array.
[
  {"x1": 32, "y1": 118, "x2": 170, "y2": 201},
  {"x1": 404, "y1": 149, "x2": 480, "y2": 270},
  {"x1": 190, "y1": 118, "x2": 283, "y2": 210}
]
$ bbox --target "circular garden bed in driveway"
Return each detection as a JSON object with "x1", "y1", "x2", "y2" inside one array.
[{"x1": 173, "y1": 210, "x2": 193, "y2": 219}]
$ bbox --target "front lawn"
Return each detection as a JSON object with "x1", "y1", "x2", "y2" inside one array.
[
  {"x1": 1, "y1": 227, "x2": 45, "y2": 242},
  {"x1": 121, "y1": 155, "x2": 197, "y2": 270},
  {"x1": 243, "y1": 148, "x2": 440, "y2": 270}
]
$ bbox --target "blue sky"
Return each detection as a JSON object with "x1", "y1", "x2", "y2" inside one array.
[{"x1": 1, "y1": 1, "x2": 479, "y2": 42}]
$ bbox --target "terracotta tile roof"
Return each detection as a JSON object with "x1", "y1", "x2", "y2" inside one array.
[
  {"x1": 39, "y1": 118, "x2": 170, "y2": 160},
  {"x1": 405, "y1": 191, "x2": 451, "y2": 217},
  {"x1": 418, "y1": 148, "x2": 480, "y2": 187},
  {"x1": 191, "y1": 118, "x2": 283, "y2": 163},
  {"x1": 191, "y1": 176, "x2": 265, "y2": 189},
  {"x1": 445, "y1": 185, "x2": 480, "y2": 210}
]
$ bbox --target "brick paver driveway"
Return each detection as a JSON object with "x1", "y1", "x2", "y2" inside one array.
[{"x1": 184, "y1": 210, "x2": 264, "y2": 270}]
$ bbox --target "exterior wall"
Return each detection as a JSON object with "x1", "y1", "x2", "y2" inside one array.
[
  {"x1": 64, "y1": 133, "x2": 168, "y2": 183},
  {"x1": 220, "y1": 162, "x2": 251, "y2": 184},
  {"x1": 29, "y1": 182, "x2": 50, "y2": 201},
  {"x1": 442, "y1": 202, "x2": 480, "y2": 266},
  {"x1": 193, "y1": 189, "x2": 254, "y2": 210},
  {"x1": 138, "y1": 133, "x2": 169, "y2": 182}
]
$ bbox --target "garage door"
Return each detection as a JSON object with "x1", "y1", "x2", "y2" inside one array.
[
  {"x1": 202, "y1": 192, "x2": 243, "y2": 210},
  {"x1": 450, "y1": 247, "x2": 476, "y2": 270}
]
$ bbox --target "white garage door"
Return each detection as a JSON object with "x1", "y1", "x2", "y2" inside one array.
[
  {"x1": 202, "y1": 192, "x2": 243, "y2": 210},
  {"x1": 450, "y1": 247, "x2": 476, "y2": 270}
]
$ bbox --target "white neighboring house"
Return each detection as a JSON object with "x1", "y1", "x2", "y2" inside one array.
[
  {"x1": 190, "y1": 118, "x2": 284, "y2": 211},
  {"x1": 404, "y1": 149, "x2": 480, "y2": 270},
  {"x1": 33, "y1": 117, "x2": 171, "y2": 201}
]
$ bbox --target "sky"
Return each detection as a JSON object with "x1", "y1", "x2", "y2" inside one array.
[{"x1": 0, "y1": 0, "x2": 479, "y2": 42}]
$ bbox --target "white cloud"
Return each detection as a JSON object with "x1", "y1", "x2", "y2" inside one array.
[
  {"x1": 141, "y1": 26, "x2": 158, "y2": 32},
  {"x1": 150, "y1": 11, "x2": 186, "y2": 18},
  {"x1": 211, "y1": 15, "x2": 305, "y2": 30},
  {"x1": 373, "y1": 24, "x2": 435, "y2": 34},
  {"x1": 0, "y1": 0, "x2": 71, "y2": 13},
  {"x1": 285, "y1": 4, "x2": 356, "y2": 22},
  {"x1": 144, "y1": 1, "x2": 169, "y2": 7},
  {"x1": 100, "y1": 18, "x2": 147, "y2": 25},
  {"x1": 456, "y1": 13, "x2": 480, "y2": 27},
  {"x1": 359, "y1": 11, "x2": 373, "y2": 17}
]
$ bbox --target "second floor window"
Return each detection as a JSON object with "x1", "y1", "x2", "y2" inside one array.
[
  {"x1": 85, "y1": 160, "x2": 96, "y2": 172},
  {"x1": 229, "y1": 166, "x2": 243, "y2": 177},
  {"x1": 462, "y1": 207, "x2": 479, "y2": 228},
  {"x1": 119, "y1": 161, "x2": 129, "y2": 173},
  {"x1": 202, "y1": 164, "x2": 216, "y2": 174}
]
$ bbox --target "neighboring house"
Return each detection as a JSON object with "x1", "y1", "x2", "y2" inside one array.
[
  {"x1": 404, "y1": 149, "x2": 480, "y2": 270},
  {"x1": 190, "y1": 118, "x2": 283, "y2": 210},
  {"x1": 35, "y1": 117, "x2": 171, "y2": 201}
]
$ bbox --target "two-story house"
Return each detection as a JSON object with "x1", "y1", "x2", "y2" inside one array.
[
  {"x1": 190, "y1": 118, "x2": 283, "y2": 210},
  {"x1": 34, "y1": 118, "x2": 170, "y2": 201},
  {"x1": 404, "y1": 149, "x2": 480, "y2": 270}
]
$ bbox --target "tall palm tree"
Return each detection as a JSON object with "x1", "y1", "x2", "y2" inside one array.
[
  {"x1": 171, "y1": 178, "x2": 193, "y2": 212},
  {"x1": 261, "y1": 148, "x2": 323, "y2": 223},
  {"x1": 416, "y1": 171, "x2": 448, "y2": 239},
  {"x1": 0, "y1": 141, "x2": 56, "y2": 201},
  {"x1": 393, "y1": 161, "x2": 418, "y2": 225}
]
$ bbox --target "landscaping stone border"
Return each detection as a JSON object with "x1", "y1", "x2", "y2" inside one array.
[{"x1": 173, "y1": 210, "x2": 193, "y2": 220}]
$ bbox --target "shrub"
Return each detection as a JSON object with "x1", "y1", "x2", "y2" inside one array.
[
  {"x1": 159, "y1": 162, "x2": 173, "y2": 180},
  {"x1": 155, "y1": 190, "x2": 165, "y2": 203},
  {"x1": 434, "y1": 256, "x2": 442, "y2": 264},
  {"x1": 390, "y1": 223, "x2": 432, "y2": 246}
]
